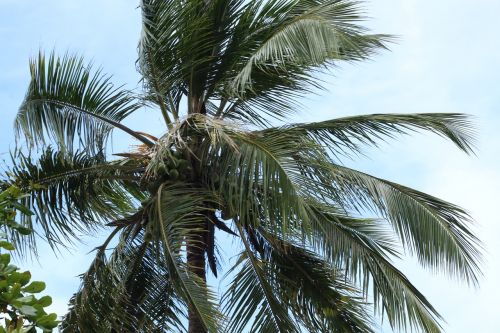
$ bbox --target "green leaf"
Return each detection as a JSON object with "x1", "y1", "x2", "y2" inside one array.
[
  {"x1": 0, "y1": 253, "x2": 11, "y2": 265},
  {"x1": 7, "y1": 272, "x2": 31, "y2": 286},
  {"x1": 22, "y1": 281, "x2": 46, "y2": 294},
  {"x1": 38, "y1": 296, "x2": 52, "y2": 307},
  {"x1": 19, "y1": 271, "x2": 32, "y2": 286},
  {"x1": 15, "y1": 295, "x2": 36, "y2": 304},
  {"x1": 0, "y1": 241, "x2": 15, "y2": 251},
  {"x1": 36, "y1": 313, "x2": 59, "y2": 328},
  {"x1": 11, "y1": 202, "x2": 33, "y2": 217},
  {"x1": 18, "y1": 305, "x2": 38, "y2": 317}
]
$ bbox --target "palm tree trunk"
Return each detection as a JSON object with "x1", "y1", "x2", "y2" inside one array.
[
  {"x1": 187, "y1": 101, "x2": 209, "y2": 333},
  {"x1": 187, "y1": 231, "x2": 207, "y2": 333}
]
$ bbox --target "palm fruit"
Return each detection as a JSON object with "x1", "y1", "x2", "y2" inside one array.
[
  {"x1": 168, "y1": 169, "x2": 179, "y2": 180},
  {"x1": 157, "y1": 163, "x2": 167, "y2": 174},
  {"x1": 177, "y1": 159, "x2": 189, "y2": 171}
]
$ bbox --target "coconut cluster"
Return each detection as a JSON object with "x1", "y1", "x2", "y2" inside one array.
[
  {"x1": 156, "y1": 155, "x2": 190, "y2": 181},
  {"x1": 145, "y1": 150, "x2": 192, "y2": 194}
]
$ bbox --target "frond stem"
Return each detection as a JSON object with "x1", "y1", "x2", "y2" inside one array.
[
  {"x1": 167, "y1": 93, "x2": 179, "y2": 121},
  {"x1": 95, "y1": 226, "x2": 122, "y2": 254},
  {"x1": 157, "y1": 95, "x2": 173, "y2": 128},
  {"x1": 22, "y1": 99, "x2": 154, "y2": 147}
]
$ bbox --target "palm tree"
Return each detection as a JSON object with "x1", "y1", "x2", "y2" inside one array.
[{"x1": 1, "y1": 0, "x2": 481, "y2": 332}]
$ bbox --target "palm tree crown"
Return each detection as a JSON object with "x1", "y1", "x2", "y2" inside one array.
[{"x1": 2, "y1": 1, "x2": 481, "y2": 332}]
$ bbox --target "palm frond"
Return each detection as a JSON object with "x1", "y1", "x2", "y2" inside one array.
[
  {"x1": 259, "y1": 231, "x2": 376, "y2": 333},
  {"x1": 176, "y1": 115, "x2": 464, "y2": 332},
  {"x1": 327, "y1": 164, "x2": 482, "y2": 285},
  {"x1": 16, "y1": 51, "x2": 151, "y2": 153},
  {"x1": 266, "y1": 113, "x2": 476, "y2": 158},
  {"x1": 138, "y1": 0, "x2": 184, "y2": 122},
  {"x1": 2, "y1": 147, "x2": 142, "y2": 253},
  {"x1": 219, "y1": 167, "x2": 443, "y2": 333},
  {"x1": 303, "y1": 206, "x2": 443, "y2": 333},
  {"x1": 139, "y1": 0, "x2": 246, "y2": 116},
  {"x1": 223, "y1": 225, "x2": 298, "y2": 333},
  {"x1": 61, "y1": 228, "x2": 185, "y2": 332},
  {"x1": 189, "y1": 116, "x2": 331, "y2": 239},
  {"x1": 228, "y1": 0, "x2": 390, "y2": 93},
  {"x1": 151, "y1": 184, "x2": 223, "y2": 332}
]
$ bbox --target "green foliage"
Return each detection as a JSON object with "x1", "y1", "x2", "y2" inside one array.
[
  {"x1": 3, "y1": 1, "x2": 482, "y2": 332},
  {"x1": 15, "y1": 52, "x2": 150, "y2": 153},
  {"x1": 3, "y1": 148, "x2": 143, "y2": 253},
  {"x1": 61, "y1": 231, "x2": 186, "y2": 332},
  {"x1": 0, "y1": 187, "x2": 58, "y2": 332}
]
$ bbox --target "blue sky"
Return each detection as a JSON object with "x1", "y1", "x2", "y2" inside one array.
[{"x1": 1, "y1": 1, "x2": 499, "y2": 332}]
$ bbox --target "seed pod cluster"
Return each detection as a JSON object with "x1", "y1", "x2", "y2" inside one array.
[
  {"x1": 160, "y1": 153, "x2": 191, "y2": 181},
  {"x1": 145, "y1": 150, "x2": 192, "y2": 194}
]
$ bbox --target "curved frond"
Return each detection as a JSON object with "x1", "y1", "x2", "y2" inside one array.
[
  {"x1": 174, "y1": 115, "x2": 470, "y2": 332},
  {"x1": 151, "y1": 184, "x2": 223, "y2": 332},
  {"x1": 327, "y1": 164, "x2": 481, "y2": 284},
  {"x1": 139, "y1": 0, "x2": 246, "y2": 117},
  {"x1": 61, "y1": 228, "x2": 185, "y2": 332},
  {"x1": 267, "y1": 113, "x2": 476, "y2": 157},
  {"x1": 3, "y1": 148, "x2": 142, "y2": 253},
  {"x1": 228, "y1": 0, "x2": 390, "y2": 93},
  {"x1": 304, "y1": 206, "x2": 443, "y2": 333},
  {"x1": 16, "y1": 52, "x2": 151, "y2": 153},
  {"x1": 138, "y1": 0, "x2": 183, "y2": 123},
  {"x1": 223, "y1": 225, "x2": 298, "y2": 333},
  {"x1": 259, "y1": 231, "x2": 376, "y2": 333}
]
